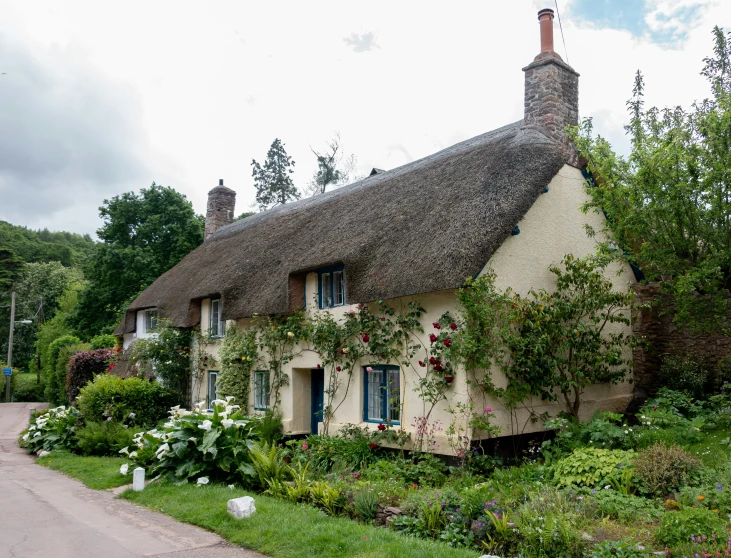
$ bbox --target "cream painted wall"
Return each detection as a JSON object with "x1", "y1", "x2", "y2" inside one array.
[
  {"x1": 191, "y1": 164, "x2": 636, "y2": 454},
  {"x1": 122, "y1": 308, "x2": 159, "y2": 350}
]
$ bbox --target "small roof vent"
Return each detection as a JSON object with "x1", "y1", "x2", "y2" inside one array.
[{"x1": 369, "y1": 168, "x2": 386, "y2": 177}]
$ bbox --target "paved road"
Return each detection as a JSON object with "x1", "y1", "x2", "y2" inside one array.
[{"x1": 0, "y1": 403, "x2": 265, "y2": 558}]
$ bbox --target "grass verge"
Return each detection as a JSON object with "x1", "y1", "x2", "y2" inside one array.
[
  {"x1": 37, "y1": 452, "x2": 130, "y2": 489},
  {"x1": 121, "y1": 482, "x2": 479, "y2": 558}
]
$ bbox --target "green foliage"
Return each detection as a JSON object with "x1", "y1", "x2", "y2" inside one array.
[
  {"x1": 249, "y1": 442, "x2": 291, "y2": 491},
  {"x1": 589, "y1": 540, "x2": 650, "y2": 558},
  {"x1": 10, "y1": 372, "x2": 45, "y2": 402},
  {"x1": 76, "y1": 421, "x2": 140, "y2": 456},
  {"x1": 72, "y1": 183, "x2": 204, "y2": 337},
  {"x1": 122, "y1": 400, "x2": 262, "y2": 484},
  {"x1": 655, "y1": 506, "x2": 728, "y2": 547},
  {"x1": 0, "y1": 220, "x2": 95, "y2": 268},
  {"x1": 514, "y1": 507, "x2": 584, "y2": 558},
  {"x1": 0, "y1": 245, "x2": 24, "y2": 291},
  {"x1": 90, "y1": 334, "x2": 116, "y2": 350},
  {"x1": 65, "y1": 348, "x2": 114, "y2": 404},
  {"x1": 258, "y1": 410, "x2": 283, "y2": 445},
  {"x1": 217, "y1": 326, "x2": 257, "y2": 409},
  {"x1": 19, "y1": 406, "x2": 81, "y2": 453},
  {"x1": 252, "y1": 138, "x2": 299, "y2": 211},
  {"x1": 76, "y1": 374, "x2": 177, "y2": 427},
  {"x1": 633, "y1": 443, "x2": 703, "y2": 497},
  {"x1": 659, "y1": 354, "x2": 709, "y2": 398},
  {"x1": 353, "y1": 489, "x2": 380, "y2": 522},
  {"x1": 552, "y1": 447, "x2": 634, "y2": 488},
  {"x1": 570, "y1": 27, "x2": 731, "y2": 332},
  {"x1": 44, "y1": 335, "x2": 82, "y2": 404},
  {"x1": 590, "y1": 490, "x2": 663, "y2": 523},
  {"x1": 131, "y1": 320, "x2": 194, "y2": 405}
]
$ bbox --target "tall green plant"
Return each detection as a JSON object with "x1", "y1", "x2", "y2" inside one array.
[{"x1": 217, "y1": 327, "x2": 258, "y2": 409}]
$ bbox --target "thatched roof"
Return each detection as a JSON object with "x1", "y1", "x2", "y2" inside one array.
[{"x1": 116, "y1": 121, "x2": 567, "y2": 334}]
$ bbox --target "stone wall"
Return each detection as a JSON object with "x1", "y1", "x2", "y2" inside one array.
[
  {"x1": 632, "y1": 283, "x2": 731, "y2": 394},
  {"x1": 205, "y1": 184, "x2": 236, "y2": 240}
]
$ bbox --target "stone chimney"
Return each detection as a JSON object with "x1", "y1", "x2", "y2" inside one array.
[
  {"x1": 205, "y1": 179, "x2": 236, "y2": 239},
  {"x1": 523, "y1": 8, "x2": 580, "y2": 166}
]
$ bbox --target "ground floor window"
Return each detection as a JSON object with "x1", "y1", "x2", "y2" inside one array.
[
  {"x1": 254, "y1": 370, "x2": 270, "y2": 410},
  {"x1": 207, "y1": 370, "x2": 218, "y2": 408},
  {"x1": 363, "y1": 365, "x2": 400, "y2": 423}
]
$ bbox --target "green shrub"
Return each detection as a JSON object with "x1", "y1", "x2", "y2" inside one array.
[
  {"x1": 655, "y1": 507, "x2": 727, "y2": 547},
  {"x1": 659, "y1": 354, "x2": 709, "y2": 398},
  {"x1": 76, "y1": 374, "x2": 177, "y2": 427},
  {"x1": 590, "y1": 540, "x2": 650, "y2": 558},
  {"x1": 19, "y1": 406, "x2": 81, "y2": 454},
  {"x1": 249, "y1": 442, "x2": 290, "y2": 490},
  {"x1": 75, "y1": 421, "x2": 140, "y2": 456},
  {"x1": 44, "y1": 335, "x2": 82, "y2": 404},
  {"x1": 353, "y1": 489, "x2": 380, "y2": 522},
  {"x1": 11, "y1": 373, "x2": 45, "y2": 402},
  {"x1": 552, "y1": 447, "x2": 634, "y2": 487},
  {"x1": 89, "y1": 334, "x2": 117, "y2": 350},
  {"x1": 633, "y1": 443, "x2": 702, "y2": 497},
  {"x1": 122, "y1": 400, "x2": 262, "y2": 484},
  {"x1": 591, "y1": 490, "x2": 663, "y2": 523},
  {"x1": 515, "y1": 508, "x2": 584, "y2": 558},
  {"x1": 257, "y1": 410, "x2": 283, "y2": 445}
]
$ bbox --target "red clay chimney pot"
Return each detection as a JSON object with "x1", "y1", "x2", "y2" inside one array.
[{"x1": 538, "y1": 8, "x2": 555, "y2": 53}]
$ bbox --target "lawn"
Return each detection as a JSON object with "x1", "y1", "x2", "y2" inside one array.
[
  {"x1": 121, "y1": 482, "x2": 479, "y2": 558},
  {"x1": 37, "y1": 452, "x2": 130, "y2": 489}
]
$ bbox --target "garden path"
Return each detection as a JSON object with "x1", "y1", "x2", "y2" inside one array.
[{"x1": 0, "y1": 402, "x2": 266, "y2": 558}]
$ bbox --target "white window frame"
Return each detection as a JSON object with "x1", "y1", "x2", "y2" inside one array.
[
  {"x1": 144, "y1": 309, "x2": 158, "y2": 333},
  {"x1": 209, "y1": 298, "x2": 225, "y2": 338}
]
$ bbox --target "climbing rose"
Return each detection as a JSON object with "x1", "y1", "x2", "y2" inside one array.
[
  {"x1": 369, "y1": 443, "x2": 378, "y2": 450},
  {"x1": 485, "y1": 407, "x2": 492, "y2": 413},
  {"x1": 429, "y1": 356, "x2": 437, "y2": 365},
  {"x1": 362, "y1": 334, "x2": 370, "y2": 343},
  {"x1": 377, "y1": 423, "x2": 386, "y2": 431},
  {"x1": 429, "y1": 333, "x2": 438, "y2": 343},
  {"x1": 432, "y1": 322, "x2": 441, "y2": 329},
  {"x1": 418, "y1": 361, "x2": 425, "y2": 367},
  {"x1": 336, "y1": 366, "x2": 342, "y2": 372},
  {"x1": 450, "y1": 322, "x2": 457, "y2": 331},
  {"x1": 443, "y1": 338, "x2": 452, "y2": 347}
]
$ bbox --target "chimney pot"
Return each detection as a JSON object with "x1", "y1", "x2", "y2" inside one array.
[
  {"x1": 538, "y1": 8, "x2": 555, "y2": 53},
  {"x1": 219, "y1": 178, "x2": 224, "y2": 186}
]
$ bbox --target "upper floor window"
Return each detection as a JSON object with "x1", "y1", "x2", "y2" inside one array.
[
  {"x1": 144, "y1": 309, "x2": 158, "y2": 333},
  {"x1": 319, "y1": 265, "x2": 345, "y2": 309},
  {"x1": 363, "y1": 365, "x2": 400, "y2": 424},
  {"x1": 209, "y1": 298, "x2": 225, "y2": 338}
]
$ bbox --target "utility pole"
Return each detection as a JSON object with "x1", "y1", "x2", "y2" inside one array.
[
  {"x1": 36, "y1": 296, "x2": 43, "y2": 384},
  {"x1": 5, "y1": 292, "x2": 15, "y2": 403}
]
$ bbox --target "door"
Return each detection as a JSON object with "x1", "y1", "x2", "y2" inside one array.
[{"x1": 310, "y1": 369, "x2": 325, "y2": 434}]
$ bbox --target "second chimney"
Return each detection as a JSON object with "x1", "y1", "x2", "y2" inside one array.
[
  {"x1": 205, "y1": 179, "x2": 236, "y2": 240},
  {"x1": 523, "y1": 8, "x2": 580, "y2": 166}
]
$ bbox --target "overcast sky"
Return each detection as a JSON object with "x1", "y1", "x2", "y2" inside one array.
[{"x1": 0, "y1": 0, "x2": 729, "y2": 236}]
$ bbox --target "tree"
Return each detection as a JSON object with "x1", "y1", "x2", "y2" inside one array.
[
  {"x1": 0, "y1": 246, "x2": 23, "y2": 291},
  {"x1": 251, "y1": 139, "x2": 299, "y2": 211},
  {"x1": 303, "y1": 134, "x2": 358, "y2": 197},
  {"x1": 71, "y1": 183, "x2": 204, "y2": 338},
  {"x1": 571, "y1": 26, "x2": 731, "y2": 332}
]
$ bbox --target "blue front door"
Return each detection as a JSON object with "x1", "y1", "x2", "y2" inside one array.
[{"x1": 311, "y1": 369, "x2": 325, "y2": 434}]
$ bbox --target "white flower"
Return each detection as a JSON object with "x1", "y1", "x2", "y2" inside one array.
[
  {"x1": 128, "y1": 412, "x2": 136, "y2": 419},
  {"x1": 129, "y1": 451, "x2": 138, "y2": 458},
  {"x1": 189, "y1": 437, "x2": 197, "y2": 442},
  {"x1": 225, "y1": 396, "x2": 235, "y2": 404},
  {"x1": 604, "y1": 485, "x2": 611, "y2": 490},
  {"x1": 197, "y1": 477, "x2": 209, "y2": 485},
  {"x1": 171, "y1": 405, "x2": 181, "y2": 412},
  {"x1": 155, "y1": 443, "x2": 170, "y2": 455},
  {"x1": 164, "y1": 421, "x2": 174, "y2": 428},
  {"x1": 221, "y1": 419, "x2": 234, "y2": 429},
  {"x1": 211, "y1": 399, "x2": 227, "y2": 407},
  {"x1": 196, "y1": 401, "x2": 206, "y2": 409},
  {"x1": 120, "y1": 464, "x2": 129, "y2": 475},
  {"x1": 198, "y1": 420, "x2": 213, "y2": 431},
  {"x1": 287, "y1": 331, "x2": 294, "y2": 338},
  {"x1": 119, "y1": 447, "x2": 130, "y2": 455},
  {"x1": 228, "y1": 484, "x2": 235, "y2": 489},
  {"x1": 22, "y1": 433, "x2": 29, "y2": 441}
]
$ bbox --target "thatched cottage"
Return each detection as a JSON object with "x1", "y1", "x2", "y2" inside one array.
[{"x1": 115, "y1": 9, "x2": 635, "y2": 453}]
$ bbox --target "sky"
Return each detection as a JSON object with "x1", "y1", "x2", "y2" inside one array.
[{"x1": 0, "y1": 0, "x2": 729, "y2": 236}]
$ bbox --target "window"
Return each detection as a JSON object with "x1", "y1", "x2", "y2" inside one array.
[
  {"x1": 144, "y1": 309, "x2": 158, "y2": 333},
  {"x1": 207, "y1": 370, "x2": 218, "y2": 408},
  {"x1": 209, "y1": 298, "x2": 225, "y2": 338},
  {"x1": 254, "y1": 370, "x2": 270, "y2": 410},
  {"x1": 363, "y1": 365, "x2": 400, "y2": 423},
  {"x1": 318, "y1": 265, "x2": 346, "y2": 309}
]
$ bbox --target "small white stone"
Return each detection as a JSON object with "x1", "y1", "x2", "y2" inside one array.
[
  {"x1": 132, "y1": 467, "x2": 145, "y2": 491},
  {"x1": 37, "y1": 450, "x2": 50, "y2": 457},
  {"x1": 227, "y1": 496, "x2": 256, "y2": 519}
]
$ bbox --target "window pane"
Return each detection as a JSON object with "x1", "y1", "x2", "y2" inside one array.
[
  {"x1": 387, "y1": 369, "x2": 400, "y2": 422},
  {"x1": 210, "y1": 300, "x2": 220, "y2": 336},
  {"x1": 255, "y1": 371, "x2": 269, "y2": 409},
  {"x1": 333, "y1": 271, "x2": 344, "y2": 306},
  {"x1": 321, "y1": 273, "x2": 331, "y2": 307},
  {"x1": 367, "y1": 369, "x2": 383, "y2": 420},
  {"x1": 208, "y1": 372, "x2": 217, "y2": 407}
]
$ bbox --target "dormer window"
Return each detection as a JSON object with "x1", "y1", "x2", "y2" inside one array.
[
  {"x1": 209, "y1": 298, "x2": 225, "y2": 338},
  {"x1": 318, "y1": 265, "x2": 345, "y2": 309},
  {"x1": 144, "y1": 309, "x2": 158, "y2": 333}
]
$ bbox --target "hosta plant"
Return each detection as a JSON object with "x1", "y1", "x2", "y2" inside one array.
[
  {"x1": 120, "y1": 398, "x2": 261, "y2": 484},
  {"x1": 19, "y1": 406, "x2": 81, "y2": 454},
  {"x1": 552, "y1": 447, "x2": 634, "y2": 488}
]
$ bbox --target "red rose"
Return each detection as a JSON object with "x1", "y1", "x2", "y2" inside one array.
[
  {"x1": 429, "y1": 333, "x2": 437, "y2": 343},
  {"x1": 450, "y1": 322, "x2": 457, "y2": 331},
  {"x1": 432, "y1": 322, "x2": 441, "y2": 329},
  {"x1": 317, "y1": 363, "x2": 321, "y2": 368},
  {"x1": 336, "y1": 366, "x2": 342, "y2": 372},
  {"x1": 377, "y1": 423, "x2": 386, "y2": 431},
  {"x1": 418, "y1": 360, "x2": 425, "y2": 367},
  {"x1": 338, "y1": 348, "x2": 344, "y2": 355},
  {"x1": 444, "y1": 338, "x2": 452, "y2": 347},
  {"x1": 203, "y1": 356, "x2": 208, "y2": 361},
  {"x1": 435, "y1": 363, "x2": 444, "y2": 372},
  {"x1": 380, "y1": 317, "x2": 386, "y2": 321},
  {"x1": 362, "y1": 334, "x2": 370, "y2": 343},
  {"x1": 115, "y1": 347, "x2": 122, "y2": 353},
  {"x1": 369, "y1": 443, "x2": 378, "y2": 450},
  {"x1": 429, "y1": 356, "x2": 437, "y2": 365}
]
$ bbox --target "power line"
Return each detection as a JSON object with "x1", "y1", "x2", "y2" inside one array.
[{"x1": 555, "y1": 0, "x2": 569, "y2": 64}]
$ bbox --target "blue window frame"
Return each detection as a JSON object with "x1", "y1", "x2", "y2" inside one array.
[
  {"x1": 254, "y1": 370, "x2": 270, "y2": 410},
  {"x1": 318, "y1": 265, "x2": 345, "y2": 309},
  {"x1": 363, "y1": 365, "x2": 400, "y2": 424}
]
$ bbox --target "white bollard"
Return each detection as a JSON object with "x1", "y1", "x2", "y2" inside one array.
[{"x1": 132, "y1": 467, "x2": 145, "y2": 492}]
